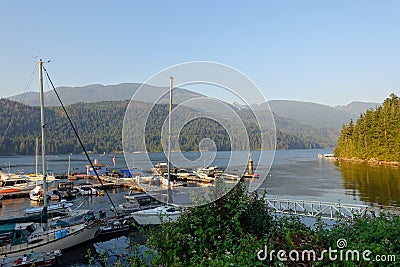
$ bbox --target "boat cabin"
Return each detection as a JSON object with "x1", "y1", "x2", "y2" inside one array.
[{"x1": 86, "y1": 159, "x2": 108, "y2": 176}]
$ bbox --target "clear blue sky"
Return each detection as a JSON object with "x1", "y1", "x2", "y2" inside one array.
[{"x1": 1, "y1": 0, "x2": 399, "y2": 106}]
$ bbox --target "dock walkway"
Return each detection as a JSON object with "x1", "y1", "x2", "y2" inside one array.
[{"x1": 266, "y1": 198, "x2": 400, "y2": 220}]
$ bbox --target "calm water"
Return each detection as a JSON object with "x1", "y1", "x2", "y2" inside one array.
[
  {"x1": 1, "y1": 149, "x2": 400, "y2": 265},
  {"x1": 1, "y1": 149, "x2": 400, "y2": 213}
]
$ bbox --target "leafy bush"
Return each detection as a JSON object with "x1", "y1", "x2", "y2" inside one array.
[{"x1": 100, "y1": 182, "x2": 400, "y2": 266}]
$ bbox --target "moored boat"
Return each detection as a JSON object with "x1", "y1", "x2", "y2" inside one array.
[
  {"x1": 95, "y1": 218, "x2": 130, "y2": 237},
  {"x1": 0, "y1": 220, "x2": 101, "y2": 257},
  {"x1": 77, "y1": 183, "x2": 98, "y2": 196},
  {"x1": 56, "y1": 182, "x2": 78, "y2": 200},
  {"x1": 0, "y1": 172, "x2": 35, "y2": 192},
  {"x1": 29, "y1": 185, "x2": 44, "y2": 202},
  {"x1": 131, "y1": 205, "x2": 180, "y2": 225},
  {"x1": 0, "y1": 250, "x2": 61, "y2": 267}
]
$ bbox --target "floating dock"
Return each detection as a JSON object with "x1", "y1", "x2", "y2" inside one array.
[{"x1": 0, "y1": 190, "x2": 30, "y2": 199}]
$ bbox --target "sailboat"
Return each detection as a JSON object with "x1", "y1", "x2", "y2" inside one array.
[
  {"x1": 28, "y1": 138, "x2": 57, "y2": 183},
  {"x1": 131, "y1": 76, "x2": 181, "y2": 226},
  {"x1": 29, "y1": 138, "x2": 58, "y2": 202},
  {"x1": 0, "y1": 60, "x2": 101, "y2": 257}
]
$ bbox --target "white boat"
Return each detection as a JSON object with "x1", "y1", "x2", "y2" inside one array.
[
  {"x1": 0, "y1": 171, "x2": 35, "y2": 191},
  {"x1": 159, "y1": 175, "x2": 185, "y2": 188},
  {"x1": 27, "y1": 174, "x2": 57, "y2": 182},
  {"x1": 29, "y1": 184, "x2": 61, "y2": 202},
  {"x1": 0, "y1": 220, "x2": 101, "y2": 257},
  {"x1": 318, "y1": 153, "x2": 335, "y2": 158},
  {"x1": 131, "y1": 205, "x2": 181, "y2": 225},
  {"x1": 0, "y1": 60, "x2": 101, "y2": 257},
  {"x1": 29, "y1": 185, "x2": 44, "y2": 201},
  {"x1": 191, "y1": 167, "x2": 216, "y2": 183},
  {"x1": 77, "y1": 183, "x2": 98, "y2": 196}
]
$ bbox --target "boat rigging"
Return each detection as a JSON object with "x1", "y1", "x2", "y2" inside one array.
[{"x1": 42, "y1": 63, "x2": 119, "y2": 215}]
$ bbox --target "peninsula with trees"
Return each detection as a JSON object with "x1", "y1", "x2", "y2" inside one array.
[{"x1": 334, "y1": 93, "x2": 400, "y2": 165}]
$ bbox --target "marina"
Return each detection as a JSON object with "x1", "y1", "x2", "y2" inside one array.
[
  {"x1": 1, "y1": 2, "x2": 399, "y2": 265},
  {"x1": 0, "y1": 149, "x2": 400, "y2": 265}
]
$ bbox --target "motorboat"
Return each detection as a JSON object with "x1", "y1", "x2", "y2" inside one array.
[
  {"x1": 29, "y1": 185, "x2": 44, "y2": 202},
  {"x1": 131, "y1": 205, "x2": 180, "y2": 225},
  {"x1": 56, "y1": 182, "x2": 78, "y2": 200},
  {"x1": 77, "y1": 183, "x2": 98, "y2": 196},
  {"x1": 0, "y1": 171, "x2": 35, "y2": 192},
  {"x1": 95, "y1": 218, "x2": 130, "y2": 237}
]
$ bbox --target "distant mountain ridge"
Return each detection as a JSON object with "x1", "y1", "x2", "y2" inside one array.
[
  {"x1": 8, "y1": 83, "x2": 204, "y2": 106},
  {"x1": 8, "y1": 83, "x2": 138, "y2": 106},
  {"x1": 334, "y1": 101, "x2": 380, "y2": 117},
  {"x1": 7, "y1": 83, "x2": 379, "y2": 134}
]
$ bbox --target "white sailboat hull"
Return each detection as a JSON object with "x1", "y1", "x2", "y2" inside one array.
[
  {"x1": 132, "y1": 206, "x2": 180, "y2": 225},
  {"x1": 1, "y1": 221, "x2": 101, "y2": 257}
]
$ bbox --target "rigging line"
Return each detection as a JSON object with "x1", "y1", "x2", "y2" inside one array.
[
  {"x1": 0, "y1": 64, "x2": 37, "y2": 150},
  {"x1": 18, "y1": 63, "x2": 37, "y2": 104},
  {"x1": 42, "y1": 65, "x2": 119, "y2": 216}
]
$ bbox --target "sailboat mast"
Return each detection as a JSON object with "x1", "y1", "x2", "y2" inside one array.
[
  {"x1": 68, "y1": 154, "x2": 71, "y2": 177},
  {"x1": 167, "y1": 76, "x2": 173, "y2": 203},
  {"x1": 39, "y1": 60, "x2": 48, "y2": 209},
  {"x1": 35, "y1": 137, "x2": 39, "y2": 176}
]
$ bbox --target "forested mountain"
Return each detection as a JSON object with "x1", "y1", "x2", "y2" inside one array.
[
  {"x1": 0, "y1": 98, "x2": 336, "y2": 155},
  {"x1": 334, "y1": 94, "x2": 400, "y2": 162}
]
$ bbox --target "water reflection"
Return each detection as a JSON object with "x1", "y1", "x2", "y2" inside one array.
[{"x1": 336, "y1": 160, "x2": 400, "y2": 206}]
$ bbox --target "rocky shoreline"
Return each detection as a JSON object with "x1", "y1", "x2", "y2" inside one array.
[{"x1": 337, "y1": 157, "x2": 400, "y2": 167}]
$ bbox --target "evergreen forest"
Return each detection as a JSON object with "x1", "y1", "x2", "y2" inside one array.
[{"x1": 334, "y1": 93, "x2": 400, "y2": 162}]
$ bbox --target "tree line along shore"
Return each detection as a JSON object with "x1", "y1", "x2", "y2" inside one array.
[{"x1": 335, "y1": 93, "x2": 400, "y2": 166}]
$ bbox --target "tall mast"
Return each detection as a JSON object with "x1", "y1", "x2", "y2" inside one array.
[
  {"x1": 68, "y1": 154, "x2": 71, "y2": 177},
  {"x1": 167, "y1": 76, "x2": 173, "y2": 203},
  {"x1": 39, "y1": 60, "x2": 48, "y2": 212},
  {"x1": 35, "y1": 137, "x2": 39, "y2": 176}
]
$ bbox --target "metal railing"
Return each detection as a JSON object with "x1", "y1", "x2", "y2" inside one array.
[{"x1": 266, "y1": 198, "x2": 369, "y2": 220}]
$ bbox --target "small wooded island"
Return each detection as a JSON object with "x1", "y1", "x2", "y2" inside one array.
[{"x1": 334, "y1": 93, "x2": 400, "y2": 166}]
